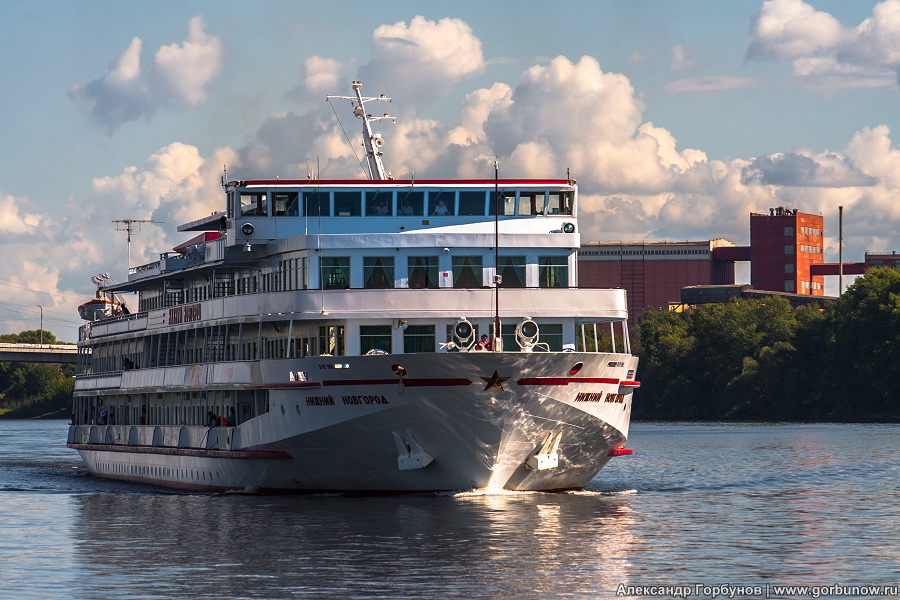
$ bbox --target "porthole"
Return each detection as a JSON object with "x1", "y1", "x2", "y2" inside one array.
[{"x1": 569, "y1": 362, "x2": 584, "y2": 375}]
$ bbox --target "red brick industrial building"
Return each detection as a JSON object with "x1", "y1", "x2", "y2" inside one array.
[{"x1": 577, "y1": 207, "x2": 829, "y2": 323}]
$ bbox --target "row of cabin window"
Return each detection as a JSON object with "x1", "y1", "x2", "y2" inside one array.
[
  {"x1": 322, "y1": 256, "x2": 569, "y2": 289},
  {"x1": 79, "y1": 321, "x2": 564, "y2": 375},
  {"x1": 73, "y1": 389, "x2": 266, "y2": 427},
  {"x1": 237, "y1": 189, "x2": 573, "y2": 218},
  {"x1": 137, "y1": 254, "x2": 568, "y2": 312}
]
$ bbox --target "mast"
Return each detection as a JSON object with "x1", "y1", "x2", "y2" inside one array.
[
  {"x1": 493, "y1": 161, "x2": 502, "y2": 351},
  {"x1": 327, "y1": 81, "x2": 395, "y2": 180}
]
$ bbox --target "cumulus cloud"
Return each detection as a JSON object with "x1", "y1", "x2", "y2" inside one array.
[
  {"x1": 69, "y1": 15, "x2": 223, "y2": 132},
  {"x1": 741, "y1": 152, "x2": 879, "y2": 187},
  {"x1": 357, "y1": 16, "x2": 485, "y2": 113},
  {"x1": 747, "y1": 0, "x2": 900, "y2": 90},
  {"x1": 22, "y1": 14, "x2": 900, "y2": 342}
]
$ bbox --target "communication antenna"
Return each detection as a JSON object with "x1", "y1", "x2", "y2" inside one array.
[
  {"x1": 327, "y1": 81, "x2": 395, "y2": 180},
  {"x1": 112, "y1": 219, "x2": 163, "y2": 274}
]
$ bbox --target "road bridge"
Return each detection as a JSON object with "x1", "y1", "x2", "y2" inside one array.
[{"x1": 0, "y1": 343, "x2": 79, "y2": 364}]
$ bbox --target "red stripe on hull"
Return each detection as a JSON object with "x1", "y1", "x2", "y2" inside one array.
[{"x1": 516, "y1": 377, "x2": 620, "y2": 386}]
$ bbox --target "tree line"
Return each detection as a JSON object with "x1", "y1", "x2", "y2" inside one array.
[
  {"x1": 0, "y1": 330, "x2": 74, "y2": 419},
  {"x1": 634, "y1": 267, "x2": 900, "y2": 422}
]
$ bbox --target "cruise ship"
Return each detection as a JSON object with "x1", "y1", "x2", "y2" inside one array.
[{"x1": 67, "y1": 82, "x2": 638, "y2": 493}]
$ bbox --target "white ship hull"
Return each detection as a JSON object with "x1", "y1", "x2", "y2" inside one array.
[{"x1": 68, "y1": 352, "x2": 636, "y2": 493}]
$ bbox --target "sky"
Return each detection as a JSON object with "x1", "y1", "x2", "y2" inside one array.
[{"x1": 3, "y1": 0, "x2": 900, "y2": 341}]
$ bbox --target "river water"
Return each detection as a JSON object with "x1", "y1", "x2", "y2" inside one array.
[{"x1": 1, "y1": 420, "x2": 898, "y2": 599}]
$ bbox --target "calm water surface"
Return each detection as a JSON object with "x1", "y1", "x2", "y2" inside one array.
[{"x1": 1, "y1": 420, "x2": 898, "y2": 599}]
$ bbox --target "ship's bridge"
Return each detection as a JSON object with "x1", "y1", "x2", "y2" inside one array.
[{"x1": 178, "y1": 179, "x2": 577, "y2": 244}]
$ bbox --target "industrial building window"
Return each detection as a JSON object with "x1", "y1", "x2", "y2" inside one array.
[
  {"x1": 784, "y1": 245, "x2": 794, "y2": 255},
  {"x1": 784, "y1": 263, "x2": 794, "y2": 273},
  {"x1": 784, "y1": 226, "x2": 794, "y2": 236},
  {"x1": 360, "y1": 325, "x2": 392, "y2": 354},
  {"x1": 784, "y1": 280, "x2": 795, "y2": 292}
]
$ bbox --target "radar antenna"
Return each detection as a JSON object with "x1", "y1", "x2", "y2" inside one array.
[{"x1": 327, "y1": 81, "x2": 395, "y2": 180}]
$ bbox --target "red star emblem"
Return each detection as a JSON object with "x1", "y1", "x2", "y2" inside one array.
[{"x1": 480, "y1": 370, "x2": 510, "y2": 391}]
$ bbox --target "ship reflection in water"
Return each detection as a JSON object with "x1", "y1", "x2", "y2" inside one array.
[{"x1": 69, "y1": 489, "x2": 639, "y2": 599}]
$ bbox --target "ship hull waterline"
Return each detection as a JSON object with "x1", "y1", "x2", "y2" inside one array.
[{"x1": 68, "y1": 351, "x2": 636, "y2": 493}]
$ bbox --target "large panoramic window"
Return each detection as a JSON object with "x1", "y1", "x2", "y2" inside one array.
[
  {"x1": 547, "y1": 191, "x2": 573, "y2": 215},
  {"x1": 360, "y1": 325, "x2": 392, "y2": 354},
  {"x1": 429, "y1": 190, "x2": 456, "y2": 216},
  {"x1": 458, "y1": 191, "x2": 486, "y2": 216},
  {"x1": 489, "y1": 191, "x2": 516, "y2": 216},
  {"x1": 404, "y1": 325, "x2": 435, "y2": 353},
  {"x1": 240, "y1": 192, "x2": 267, "y2": 216},
  {"x1": 398, "y1": 191, "x2": 424, "y2": 216},
  {"x1": 498, "y1": 256, "x2": 526, "y2": 288},
  {"x1": 538, "y1": 256, "x2": 568, "y2": 288},
  {"x1": 365, "y1": 191, "x2": 393, "y2": 216},
  {"x1": 408, "y1": 256, "x2": 439, "y2": 289},
  {"x1": 274, "y1": 192, "x2": 299, "y2": 216},
  {"x1": 519, "y1": 192, "x2": 545, "y2": 216},
  {"x1": 303, "y1": 191, "x2": 329, "y2": 217},
  {"x1": 320, "y1": 257, "x2": 350, "y2": 289},
  {"x1": 334, "y1": 192, "x2": 362, "y2": 216},
  {"x1": 452, "y1": 256, "x2": 483, "y2": 288},
  {"x1": 363, "y1": 257, "x2": 395, "y2": 289}
]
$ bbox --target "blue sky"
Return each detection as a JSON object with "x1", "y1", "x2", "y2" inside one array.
[{"x1": 3, "y1": 0, "x2": 900, "y2": 340}]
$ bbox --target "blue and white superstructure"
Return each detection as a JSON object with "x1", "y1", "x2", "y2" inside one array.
[{"x1": 67, "y1": 82, "x2": 638, "y2": 492}]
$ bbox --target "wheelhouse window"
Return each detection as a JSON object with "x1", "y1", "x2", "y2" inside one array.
[
  {"x1": 365, "y1": 191, "x2": 393, "y2": 216},
  {"x1": 303, "y1": 191, "x2": 329, "y2": 217},
  {"x1": 274, "y1": 192, "x2": 299, "y2": 216},
  {"x1": 404, "y1": 325, "x2": 435, "y2": 353},
  {"x1": 547, "y1": 191, "x2": 573, "y2": 215},
  {"x1": 498, "y1": 256, "x2": 526, "y2": 288},
  {"x1": 452, "y1": 256, "x2": 483, "y2": 288},
  {"x1": 538, "y1": 256, "x2": 568, "y2": 288},
  {"x1": 489, "y1": 191, "x2": 516, "y2": 216},
  {"x1": 408, "y1": 256, "x2": 439, "y2": 289},
  {"x1": 398, "y1": 191, "x2": 424, "y2": 216},
  {"x1": 364, "y1": 257, "x2": 395, "y2": 289},
  {"x1": 240, "y1": 192, "x2": 268, "y2": 216},
  {"x1": 360, "y1": 325, "x2": 392, "y2": 354},
  {"x1": 519, "y1": 192, "x2": 545, "y2": 216},
  {"x1": 320, "y1": 257, "x2": 350, "y2": 289},
  {"x1": 334, "y1": 192, "x2": 361, "y2": 216},
  {"x1": 458, "y1": 191, "x2": 486, "y2": 216},
  {"x1": 429, "y1": 190, "x2": 456, "y2": 216}
]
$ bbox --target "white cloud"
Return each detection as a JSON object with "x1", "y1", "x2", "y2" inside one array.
[
  {"x1": 357, "y1": 16, "x2": 485, "y2": 113},
  {"x1": 302, "y1": 56, "x2": 346, "y2": 94},
  {"x1": 747, "y1": 0, "x2": 844, "y2": 61},
  {"x1": 665, "y1": 75, "x2": 758, "y2": 93},
  {"x1": 0, "y1": 192, "x2": 43, "y2": 235},
  {"x1": 69, "y1": 15, "x2": 223, "y2": 132},
  {"x1": 748, "y1": 0, "x2": 900, "y2": 91}
]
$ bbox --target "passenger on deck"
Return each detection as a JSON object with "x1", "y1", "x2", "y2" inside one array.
[
  {"x1": 228, "y1": 408, "x2": 237, "y2": 427},
  {"x1": 207, "y1": 411, "x2": 220, "y2": 427}
]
